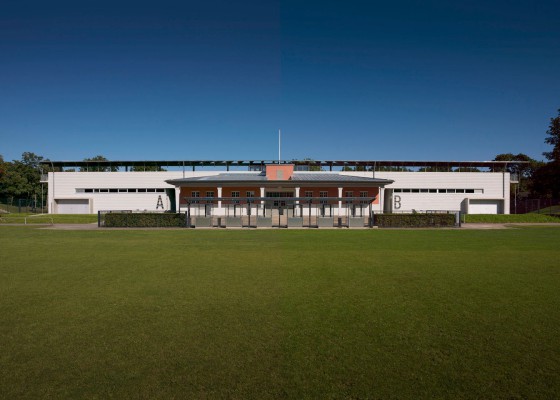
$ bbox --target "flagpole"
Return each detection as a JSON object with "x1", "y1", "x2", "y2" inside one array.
[{"x1": 278, "y1": 129, "x2": 281, "y2": 163}]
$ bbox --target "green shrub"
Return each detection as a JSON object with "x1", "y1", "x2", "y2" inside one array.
[
  {"x1": 375, "y1": 213, "x2": 456, "y2": 228},
  {"x1": 103, "y1": 213, "x2": 186, "y2": 228}
]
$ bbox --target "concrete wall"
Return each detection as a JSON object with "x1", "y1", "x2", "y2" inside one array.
[
  {"x1": 47, "y1": 170, "x2": 510, "y2": 214},
  {"x1": 343, "y1": 171, "x2": 510, "y2": 214}
]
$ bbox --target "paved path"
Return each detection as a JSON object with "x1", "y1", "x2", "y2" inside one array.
[{"x1": 18, "y1": 222, "x2": 560, "y2": 230}]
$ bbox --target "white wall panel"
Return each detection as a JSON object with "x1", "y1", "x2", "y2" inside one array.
[{"x1": 47, "y1": 170, "x2": 510, "y2": 214}]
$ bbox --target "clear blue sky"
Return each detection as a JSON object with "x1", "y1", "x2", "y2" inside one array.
[{"x1": 1, "y1": 0, "x2": 559, "y2": 162}]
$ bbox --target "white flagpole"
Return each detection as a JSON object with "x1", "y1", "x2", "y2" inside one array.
[{"x1": 278, "y1": 129, "x2": 281, "y2": 163}]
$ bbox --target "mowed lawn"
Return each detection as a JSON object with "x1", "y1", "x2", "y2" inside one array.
[{"x1": 1, "y1": 227, "x2": 559, "y2": 399}]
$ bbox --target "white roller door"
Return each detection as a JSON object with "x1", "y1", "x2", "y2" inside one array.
[
  {"x1": 56, "y1": 199, "x2": 90, "y2": 214},
  {"x1": 469, "y1": 200, "x2": 499, "y2": 214}
]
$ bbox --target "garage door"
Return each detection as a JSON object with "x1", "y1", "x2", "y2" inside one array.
[
  {"x1": 56, "y1": 199, "x2": 90, "y2": 214},
  {"x1": 469, "y1": 200, "x2": 499, "y2": 214}
]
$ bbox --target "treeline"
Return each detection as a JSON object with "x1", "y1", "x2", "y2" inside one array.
[
  {"x1": 495, "y1": 109, "x2": 560, "y2": 198},
  {"x1": 0, "y1": 154, "x2": 167, "y2": 200},
  {"x1": 0, "y1": 152, "x2": 48, "y2": 200}
]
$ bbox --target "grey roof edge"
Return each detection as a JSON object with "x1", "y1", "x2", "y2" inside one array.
[
  {"x1": 41, "y1": 159, "x2": 529, "y2": 168},
  {"x1": 165, "y1": 175, "x2": 394, "y2": 186}
]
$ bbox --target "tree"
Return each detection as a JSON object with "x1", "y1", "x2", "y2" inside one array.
[
  {"x1": 493, "y1": 153, "x2": 543, "y2": 197},
  {"x1": 494, "y1": 153, "x2": 542, "y2": 179},
  {"x1": 454, "y1": 167, "x2": 480, "y2": 172},
  {"x1": 131, "y1": 165, "x2": 166, "y2": 172},
  {"x1": 533, "y1": 110, "x2": 560, "y2": 198},
  {"x1": 80, "y1": 156, "x2": 118, "y2": 172},
  {"x1": 532, "y1": 110, "x2": 560, "y2": 197},
  {"x1": 293, "y1": 158, "x2": 322, "y2": 171},
  {"x1": 0, "y1": 152, "x2": 45, "y2": 199},
  {"x1": 543, "y1": 109, "x2": 560, "y2": 162}
]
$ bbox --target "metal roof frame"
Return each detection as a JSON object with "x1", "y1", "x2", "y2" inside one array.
[{"x1": 41, "y1": 159, "x2": 529, "y2": 170}]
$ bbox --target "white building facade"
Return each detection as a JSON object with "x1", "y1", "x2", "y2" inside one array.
[{"x1": 44, "y1": 160, "x2": 513, "y2": 215}]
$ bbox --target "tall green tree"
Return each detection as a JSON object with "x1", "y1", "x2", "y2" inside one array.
[
  {"x1": 532, "y1": 110, "x2": 560, "y2": 197},
  {"x1": 0, "y1": 152, "x2": 45, "y2": 199},
  {"x1": 543, "y1": 109, "x2": 560, "y2": 163},
  {"x1": 494, "y1": 153, "x2": 543, "y2": 197}
]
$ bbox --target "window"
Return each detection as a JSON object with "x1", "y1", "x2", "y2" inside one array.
[
  {"x1": 206, "y1": 191, "x2": 214, "y2": 198},
  {"x1": 394, "y1": 189, "x2": 402, "y2": 193},
  {"x1": 304, "y1": 191, "x2": 313, "y2": 198},
  {"x1": 465, "y1": 189, "x2": 475, "y2": 193},
  {"x1": 320, "y1": 191, "x2": 328, "y2": 204},
  {"x1": 246, "y1": 191, "x2": 254, "y2": 198},
  {"x1": 78, "y1": 188, "x2": 164, "y2": 194},
  {"x1": 231, "y1": 191, "x2": 240, "y2": 204},
  {"x1": 345, "y1": 191, "x2": 353, "y2": 204},
  {"x1": 360, "y1": 191, "x2": 369, "y2": 205},
  {"x1": 191, "y1": 191, "x2": 200, "y2": 203}
]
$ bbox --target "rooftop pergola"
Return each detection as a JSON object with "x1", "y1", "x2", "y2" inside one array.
[{"x1": 41, "y1": 159, "x2": 529, "y2": 172}]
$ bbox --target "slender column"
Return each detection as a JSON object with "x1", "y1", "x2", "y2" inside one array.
[
  {"x1": 338, "y1": 187, "x2": 343, "y2": 216},
  {"x1": 295, "y1": 187, "x2": 300, "y2": 203},
  {"x1": 260, "y1": 187, "x2": 266, "y2": 217},
  {"x1": 217, "y1": 187, "x2": 223, "y2": 215},
  {"x1": 175, "y1": 188, "x2": 181, "y2": 213}
]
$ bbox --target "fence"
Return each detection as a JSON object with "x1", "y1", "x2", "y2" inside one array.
[
  {"x1": 513, "y1": 198, "x2": 560, "y2": 215},
  {"x1": 0, "y1": 198, "x2": 47, "y2": 214},
  {"x1": 98, "y1": 208, "x2": 462, "y2": 229}
]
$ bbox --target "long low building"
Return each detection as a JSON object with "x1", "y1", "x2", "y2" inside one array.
[{"x1": 42, "y1": 159, "x2": 519, "y2": 215}]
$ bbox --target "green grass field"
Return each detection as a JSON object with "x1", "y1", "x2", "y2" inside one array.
[
  {"x1": 1, "y1": 227, "x2": 559, "y2": 399},
  {"x1": 0, "y1": 213, "x2": 98, "y2": 224}
]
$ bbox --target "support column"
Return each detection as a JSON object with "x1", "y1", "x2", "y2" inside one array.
[
  {"x1": 175, "y1": 188, "x2": 181, "y2": 214},
  {"x1": 217, "y1": 187, "x2": 223, "y2": 215},
  {"x1": 338, "y1": 187, "x2": 343, "y2": 216},
  {"x1": 294, "y1": 186, "x2": 301, "y2": 217},
  {"x1": 260, "y1": 187, "x2": 266, "y2": 217}
]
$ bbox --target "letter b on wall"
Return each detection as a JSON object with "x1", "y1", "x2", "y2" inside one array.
[{"x1": 394, "y1": 195, "x2": 401, "y2": 210}]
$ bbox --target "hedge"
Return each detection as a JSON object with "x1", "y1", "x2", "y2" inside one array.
[
  {"x1": 103, "y1": 213, "x2": 186, "y2": 228},
  {"x1": 375, "y1": 213, "x2": 456, "y2": 228}
]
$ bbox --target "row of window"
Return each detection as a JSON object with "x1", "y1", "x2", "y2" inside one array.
[
  {"x1": 77, "y1": 188, "x2": 166, "y2": 193},
  {"x1": 189, "y1": 191, "x2": 254, "y2": 198},
  {"x1": 393, "y1": 188, "x2": 483, "y2": 194},
  {"x1": 189, "y1": 191, "x2": 371, "y2": 198}
]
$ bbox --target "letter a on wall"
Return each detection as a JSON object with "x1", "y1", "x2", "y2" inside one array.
[{"x1": 156, "y1": 195, "x2": 164, "y2": 210}]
